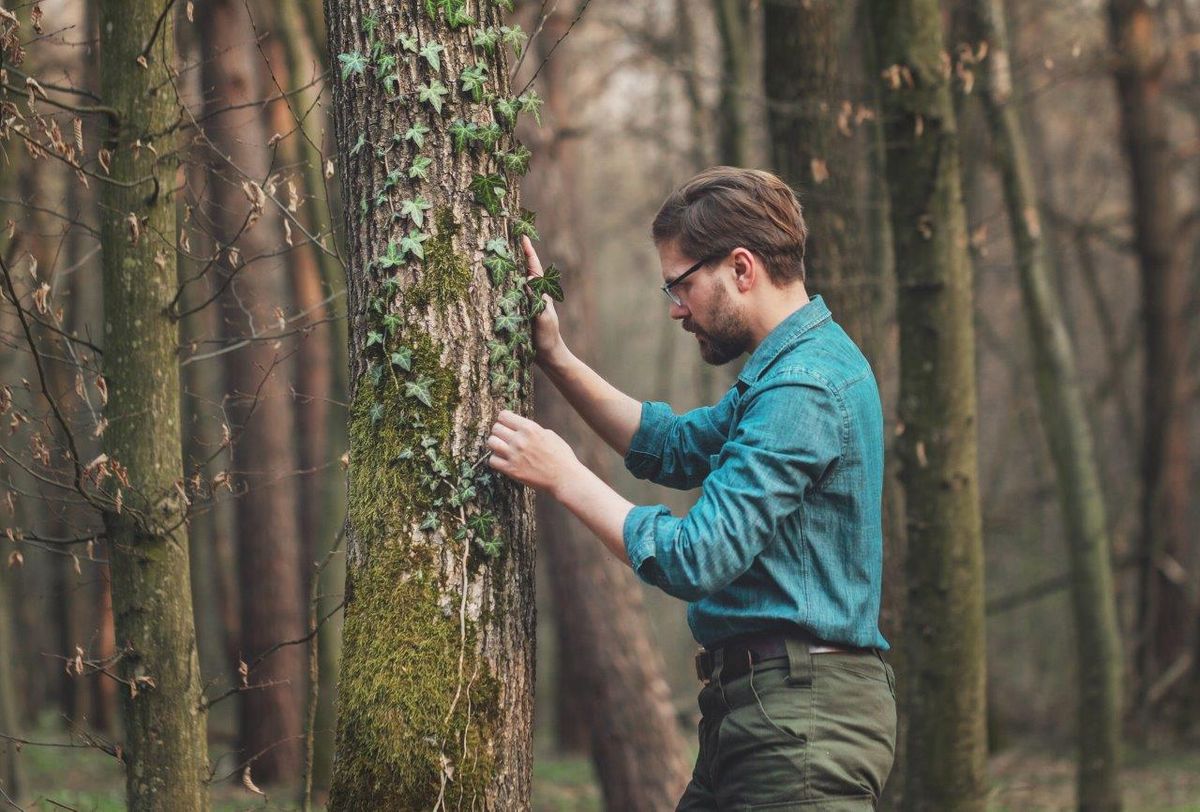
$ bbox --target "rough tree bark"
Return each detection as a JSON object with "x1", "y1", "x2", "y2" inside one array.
[
  {"x1": 865, "y1": 0, "x2": 989, "y2": 809},
  {"x1": 965, "y1": 1, "x2": 1123, "y2": 807},
  {"x1": 525, "y1": 5, "x2": 692, "y2": 807},
  {"x1": 198, "y1": 0, "x2": 308, "y2": 782},
  {"x1": 324, "y1": 0, "x2": 536, "y2": 806},
  {"x1": 97, "y1": 0, "x2": 210, "y2": 807},
  {"x1": 1107, "y1": 0, "x2": 1193, "y2": 722}
]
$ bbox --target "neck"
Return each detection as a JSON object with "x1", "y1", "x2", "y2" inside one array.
[{"x1": 747, "y1": 283, "x2": 812, "y2": 349}]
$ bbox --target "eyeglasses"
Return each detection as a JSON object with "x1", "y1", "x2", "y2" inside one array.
[{"x1": 661, "y1": 257, "x2": 710, "y2": 306}]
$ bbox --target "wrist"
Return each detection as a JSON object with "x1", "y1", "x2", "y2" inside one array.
[{"x1": 537, "y1": 339, "x2": 573, "y2": 375}]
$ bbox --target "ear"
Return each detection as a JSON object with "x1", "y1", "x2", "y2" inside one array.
[{"x1": 729, "y1": 247, "x2": 757, "y2": 293}]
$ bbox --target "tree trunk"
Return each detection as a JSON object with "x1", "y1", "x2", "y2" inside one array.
[
  {"x1": 865, "y1": 0, "x2": 989, "y2": 809},
  {"x1": 965, "y1": 1, "x2": 1123, "y2": 807},
  {"x1": 97, "y1": 0, "x2": 210, "y2": 807},
  {"x1": 0, "y1": 563, "x2": 24, "y2": 805},
  {"x1": 324, "y1": 0, "x2": 536, "y2": 806},
  {"x1": 524, "y1": 5, "x2": 692, "y2": 806},
  {"x1": 197, "y1": 0, "x2": 309, "y2": 783},
  {"x1": 714, "y1": 0, "x2": 765, "y2": 169},
  {"x1": 1107, "y1": 0, "x2": 1193, "y2": 724}
]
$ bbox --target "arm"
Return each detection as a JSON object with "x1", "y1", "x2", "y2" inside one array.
[
  {"x1": 522, "y1": 236, "x2": 642, "y2": 456},
  {"x1": 522, "y1": 236, "x2": 730, "y2": 475}
]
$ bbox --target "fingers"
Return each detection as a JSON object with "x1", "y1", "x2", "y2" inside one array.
[
  {"x1": 496, "y1": 409, "x2": 538, "y2": 430},
  {"x1": 521, "y1": 235, "x2": 544, "y2": 278},
  {"x1": 485, "y1": 433, "x2": 510, "y2": 455}
]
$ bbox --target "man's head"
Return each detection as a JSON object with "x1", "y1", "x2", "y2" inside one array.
[{"x1": 651, "y1": 167, "x2": 809, "y2": 365}]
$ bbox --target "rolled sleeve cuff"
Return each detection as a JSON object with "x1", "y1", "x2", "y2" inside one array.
[
  {"x1": 623, "y1": 401, "x2": 674, "y2": 480},
  {"x1": 623, "y1": 504, "x2": 672, "y2": 586}
]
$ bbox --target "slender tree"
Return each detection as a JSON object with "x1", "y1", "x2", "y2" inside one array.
[
  {"x1": 866, "y1": 0, "x2": 989, "y2": 809},
  {"x1": 97, "y1": 0, "x2": 210, "y2": 806},
  {"x1": 198, "y1": 0, "x2": 309, "y2": 782},
  {"x1": 1107, "y1": 0, "x2": 1193, "y2": 722},
  {"x1": 963, "y1": 1, "x2": 1123, "y2": 807},
  {"x1": 324, "y1": 0, "x2": 538, "y2": 805}
]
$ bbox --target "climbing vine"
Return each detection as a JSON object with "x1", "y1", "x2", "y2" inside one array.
[{"x1": 337, "y1": 0, "x2": 560, "y2": 574}]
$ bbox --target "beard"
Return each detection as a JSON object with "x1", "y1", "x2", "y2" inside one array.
[{"x1": 684, "y1": 284, "x2": 752, "y2": 366}]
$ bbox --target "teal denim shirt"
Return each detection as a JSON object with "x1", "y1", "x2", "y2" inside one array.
[{"x1": 622, "y1": 296, "x2": 889, "y2": 650}]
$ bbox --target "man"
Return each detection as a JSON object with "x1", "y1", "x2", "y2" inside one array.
[{"x1": 487, "y1": 167, "x2": 896, "y2": 809}]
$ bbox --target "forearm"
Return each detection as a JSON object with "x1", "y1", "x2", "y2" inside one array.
[
  {"x1": 553, "y1": 461, "x2": 634, "y2": 567},
  {"x1": 539, "y1": 345, "x2": 643, "y2": 457}
]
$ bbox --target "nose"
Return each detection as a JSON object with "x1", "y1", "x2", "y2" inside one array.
[{"x1": 669, "y1": 300, "x2": 689, "y2": 320}]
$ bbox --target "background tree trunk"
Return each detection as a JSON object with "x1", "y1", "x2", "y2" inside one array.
[
  {"x1": 966, "y1": 0, "x2": 1124, "y2": 806},
  {"x1": 325, "y1": 0, "x2": 536, "y2": 806},
  {"x1": 198, "y1": 0, "x2": 308, "y2": 783},
  {"x1": 97, "y1": 0, "x2": 210, "y2": 806},
  {"x1": 866, "y1": 0, "x2": 989, "y2": 809},
  {"x1": 1107, "y1": 0, "x2": 1193, "y2": 725},
  {"x1": 525, "y1": 5, "x2": 693, "y2": 807}
]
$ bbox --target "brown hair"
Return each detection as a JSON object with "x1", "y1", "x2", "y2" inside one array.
[{"x1": 651, "y1": 166, "x2": 808, "y2": 284}]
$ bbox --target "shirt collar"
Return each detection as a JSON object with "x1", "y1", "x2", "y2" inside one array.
[{"x1": 736, "y1": 295, "x2": 831, "y2": 388}]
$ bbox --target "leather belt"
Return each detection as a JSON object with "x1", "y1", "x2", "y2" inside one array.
[{"x1": 694, "y1": 633, "x2": 862, "y2": 684}]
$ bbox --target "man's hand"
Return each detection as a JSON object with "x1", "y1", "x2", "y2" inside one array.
[
  {"x1": 521, "y1": 236, "x2": 566, "y2": 368},
  {"x1": 486, "y1": 409, "x2": 580, "y2": 495}
]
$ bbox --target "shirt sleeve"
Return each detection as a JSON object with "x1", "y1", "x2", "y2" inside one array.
[
  {"x1": 623, "y1": 387, "x2": 737, "y2": 490},
  {"x1": 623, "y1": 375, "x2": 843, "y2": 601}
]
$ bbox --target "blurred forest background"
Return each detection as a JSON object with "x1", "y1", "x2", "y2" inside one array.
[{"x1": 1, "y1": 0, "x2": 1199, "y2": 809}]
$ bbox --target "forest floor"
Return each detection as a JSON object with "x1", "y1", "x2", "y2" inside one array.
[{"x1": 8, "y1": 717, "x2": 1200, "y2": 810}]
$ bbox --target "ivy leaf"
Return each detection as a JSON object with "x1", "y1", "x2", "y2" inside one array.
[
  {"x1": 404, "y1": 122, "x2": 430, "y2": 148},
  {"x1": 350, "y1": 133, "x2": 366, "y2": 156},
  {"x1": 494, "y1": 97, "x2": 521, "y2": 127},
  {"x1": 484, "y1": 254, "x2": 516, "y2": 286},
  {"x1": 404, "y1": 376, "x2": 435, "y2": 407},
  {"x1": 338, "y1": 51, "x2": 368, "y2": 80},
  {"x1": 362, "y1": 13, "x2": 380, "y2": 38},
  {"x1": 459, "y1": 63, "x2": 489, "y2": 102},
  {"x1": 485, "y1": 237, "x2": 511, "y2": 258},
  {"x1": 473, "y1": 27, "x2": 500, "y2": 53},
  {"x1": 376, "y1": 241, "x2": 404, "y2": 269},
  {"x1": 409, "y1": 155, "x2": 433, "y2": 181},
  {"x1": 470, "y1": 173, "x2": 507, "y2": 217},
  {"x1": 493, "y1": 0, "x2": 514, "y2": 12},
  {"x1": 475, "y1": 122, "x2": 503, "y2": 150},
  {"x1": 382, "y1": 313, "x2": 403, "y2": 335},
  {"x1": 494, "y1": 311, "x2": 523, "y2": 333},
  {"x1": 417, "y1": 80, "x2": 449, "y2": 114},
  {"x1": 498, "y1": 288, "x2": 524, "y2": 313},
  {"x1": 376, "y1": 52, "x2": 396, "y2": 76},
  {"x1": 512, "y1": 208, "x2": 539, "y2": 240},
  {"x1": 529, "y1": 262, "x2": 564, "y2": 301},
  {"x1": 488, "y1": 341, "x2": 511, "y2": 366},
  {"x1": 400, "y1": 196, "x2": 433, "y2": 227},
  {"x1": 366, "y1": 329, "x2": 385, "y2": 348},
  {"x1": 369, "y1": 402, "x2": 386, "y2": 425},
  {"x1": 382, "y1": 274, "x2": 402, "y2": 297},
  {"x1": 449, "y1": 119, "x2": 478, "y2": 153},
  {"x1": 501, "y1": 144, "x2": 531, "y2": 176},
  {"x1": 398, "y1": 32, "x2": 419, "y2": 53},
  {"x1": 400, "y1": 229, "x2": 429, "y2": 260},
  {"x1": 420, "y1": 512, "x2": 438, "y2": 531},
  {"x1": 500, "y1": 25, "x2": 527, "y2": 55},
  {"x1": 390, "y1": 347, "x2": 413, "y2": 371},
  {"x1": 368, "y1": 362, "x2": 385, "y2": 387},
  {"x1": 446, "y1": 6, "x2": 474, "y2": 27},
  {"x1": 419, "y1": 42, "x2": 444, "y2": 72},
  {"x1": 517, "y1": 91, "x2": 544, "y2": 125},
  {"x1": 467, "y1": 511, "x2": 495, "y2": 536}
]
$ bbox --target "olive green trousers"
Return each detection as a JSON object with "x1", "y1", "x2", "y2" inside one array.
[{"x1": 677, "y1": 640, "x2": 897, "y2": 810}]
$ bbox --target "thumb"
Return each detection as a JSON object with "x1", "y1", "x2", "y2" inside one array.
[{"x1": 521, "y1": 235, "x2": 544, "y2": 278}]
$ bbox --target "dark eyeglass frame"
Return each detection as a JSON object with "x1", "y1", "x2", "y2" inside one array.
[{"x1": 661, "y1": 256, "x2": 710, "y2": 306}]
